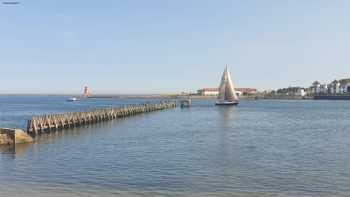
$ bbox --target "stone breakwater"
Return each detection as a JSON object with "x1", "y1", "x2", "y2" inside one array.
[{"x1": 27, "y1": 101, "x2": 176, "y2": 135}]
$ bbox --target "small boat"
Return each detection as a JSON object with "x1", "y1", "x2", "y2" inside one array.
[
  {"x1": 216, "y1": 65, "x2": 239, "y2": 106},
  {"x1": 67, "y1": 97, "x2": 79, "y2": 102}
]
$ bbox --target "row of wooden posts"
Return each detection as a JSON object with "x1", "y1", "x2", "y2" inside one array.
[{"x1": 27, "y1": 101, "x2": 176, "y2": 135}]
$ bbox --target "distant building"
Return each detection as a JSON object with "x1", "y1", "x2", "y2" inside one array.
[
  {"x1": 197, "y1": 88, "x2": 219, "y2": 96},
  {"x1": 310, "y1": 81, "x2": 320, "y2": 94},
  {"x1": 235, "y1": 88, "x2": 258, "y2": 94},
  {"x1": 320, "y1": 84, "x2": 328, "y2": 94},
  {"x1": 310, "y1": 78, "x2": 350, "y2": 95},
  {"x1": 329, "y1": 80, "x2": 338, "y2": 94},
  {"x1": 346, "y1": 82, "x2": 350, "y2": 93},
  {"x1": 296, "y1": 88, "x2": 306, "y2": 96},
  {"x1": 276, "y1": 86, "x2": 306, "y2": 96},
  {"x1": 197, "y1": 88, "x2": 257, "y2": 96},
  {"x1": 235, "y1": 90, "x2": 242, "y2": 96}
]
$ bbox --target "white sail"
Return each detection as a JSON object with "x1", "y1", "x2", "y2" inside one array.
[{"x1": 217, "y1": 65, "x2": 238, "y2": 102}]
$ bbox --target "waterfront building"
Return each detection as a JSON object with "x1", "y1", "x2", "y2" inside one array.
[
  {"x1": 235, "y1": 90, "x2": 242, "y2": 96},
  {"x1": 310, "y1": 82, "x2": 329, "y2": 95},
  {"x1": 338, "y1": 78, "x2": 350, "y2": 93},
  {"x1": 296, "y1": 88, "x2": 306, "y2": 96},
  {"x1": 305, "y1": 87, "x2": 314, "y2": 96},
  {"x1": 329, "y1": 80, "x2": 341, "y2": 94},
  {"x1": 236, "y1": 88, "x2": 258, "y2": 94},
  {"x1": 309, "y1": 78, "x2": 350, "y2": 95},
  {"x1": 197, "y1": 88, "x2": 219, "y2": 96},
  {"x1": 320, "y1": 84, "x2": 328, "y2": 94},
  {"x1": 311, "y1": 81, "x2": 320, "y2": 94},
  {"x1": 346, "y1": 83, "x2": 350, "y2": 93}
]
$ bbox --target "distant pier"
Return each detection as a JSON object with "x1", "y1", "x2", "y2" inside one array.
[{"x1": 26, "y1": 101, "x2": 176, "y2": 135}]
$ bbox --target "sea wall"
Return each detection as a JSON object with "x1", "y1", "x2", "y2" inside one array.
[
  {"x1": 314, "y1": 95, "x2": 350, "y2": 100},
  {"x1": 257, "y1": 95, "x2": 312, "y2": 100}
]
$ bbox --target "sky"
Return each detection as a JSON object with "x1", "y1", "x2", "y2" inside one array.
[{"x1": 1, "y1": 0, "x2": 350, "y2": 94}]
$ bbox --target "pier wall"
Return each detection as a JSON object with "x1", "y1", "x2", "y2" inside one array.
[
  {"x1": 313, "y1": 95, "x2": 350, "y2": 100},
  {"x1": 27, "y1": 101, "x2": 176, "y2": 135}
]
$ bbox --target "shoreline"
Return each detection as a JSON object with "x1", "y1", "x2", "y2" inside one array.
[{"x1": 2, "y1": 94, "x2": 350, "y2": 101}]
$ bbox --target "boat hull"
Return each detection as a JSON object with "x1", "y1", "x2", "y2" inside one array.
[
  {"x1": 67, "y1": 97, "x2": 79, "y2": 102},
  {"x1": 215, "y1": 101, "x2": 239, "y2": 106}
]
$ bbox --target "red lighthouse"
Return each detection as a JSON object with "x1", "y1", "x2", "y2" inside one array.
[{"x1": 83, "y1": 86, "x2": 90, "y2": 97}]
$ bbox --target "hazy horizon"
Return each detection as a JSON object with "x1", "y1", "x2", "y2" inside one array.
[{"x1": 1, "y1": 0, "x2": 350, "y2": 94}]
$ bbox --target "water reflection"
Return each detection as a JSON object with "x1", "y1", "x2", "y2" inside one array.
[
  {"x1": 216, "y1": 106, "x2": 237, "y2": 127},
  {"x1": 215, "y1": 106, "x2": 239, "y2": 189},
  {"x1": 0, "y1": 144, "x2": 15, "y2": 154},
  {"x1": 0, "y1": 119, "x2": 119, "y2": 158},
  {"x1": 0, "y1": 143, "x2": 33, "y2": 158},
  {"x1": 35, "y1": 119, "x2": 118, "y2": 143}
]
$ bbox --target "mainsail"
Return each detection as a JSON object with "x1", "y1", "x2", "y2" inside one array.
[{"x1": 217, "y1": 66, "x2": 238, "y2": 102}]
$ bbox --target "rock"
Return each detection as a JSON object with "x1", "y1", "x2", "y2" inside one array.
[
  {"x1": 0, "y1": 128, "x2": 15, "y2": 145},
  {"x1": 0, "y1": 128, "x2": 33, "y2": 145},
  {"x1": 0, "y1": 134, "x2": 14, "y2": 145},
  {"x1": 14, "y1": 129, "x2": 34, "y2": 144}
]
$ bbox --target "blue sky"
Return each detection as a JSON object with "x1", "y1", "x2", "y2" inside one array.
[{"x1": 1, "y1": 0, "x2": 350, "y2": 94}]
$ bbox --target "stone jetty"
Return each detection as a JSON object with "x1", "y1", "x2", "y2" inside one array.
[{"x1": 27, "y1": 101, "x2": 176, "y2": 135}]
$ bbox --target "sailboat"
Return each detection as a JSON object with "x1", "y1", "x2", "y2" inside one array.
[{"x1": 215, "y1": 65, "x2": 239, "y2": 106}]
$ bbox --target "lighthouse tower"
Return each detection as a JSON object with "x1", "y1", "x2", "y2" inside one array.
[{"x1": 83, "y1": 86, "x2": 90, "y2": 97}]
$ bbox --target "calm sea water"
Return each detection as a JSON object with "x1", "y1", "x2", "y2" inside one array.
[{"x1": 1, "y1": 96, "x2": 350, "y2": 197}]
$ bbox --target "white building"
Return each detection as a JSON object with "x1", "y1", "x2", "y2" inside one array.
[
  {"x1": 319, "y1": 84, "x2": 328, "y2": 94},
  {"x1": 310, "y1": 79, "x2": 350, "y2": 95},
  {"x1": 328, "y1": 80, "x2": 341, "y2": 94},
  {"x1": 296, "y1": 88, "x2": 306, "y2": 96},
  {"x1": 236, "y1": 90, "x2": 242, "y2": 96},
  {"x1": 336, "y1": 82, "x2": 341, "y2": 94},
  {"x1": 197, "y1": 88, "x2": 219, "y2": 96},
  {"x1": 345, "y1": 83, "x2": 350, "y2": 93},
  {"x1": 197, "y1": 88, "x2": 257, "y2": 96},
  {"x1": 311, "y1": 81, "x2": 321, "y2": 94}
]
